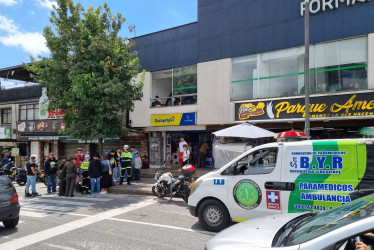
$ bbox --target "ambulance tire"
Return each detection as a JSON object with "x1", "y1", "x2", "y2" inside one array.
[{"x1": 198, "y1": 199, "x2": 230, "y2": 232}]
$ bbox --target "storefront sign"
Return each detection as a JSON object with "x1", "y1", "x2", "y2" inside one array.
[
  {"x1": 151, "y1": 112, "x2": 196, "y2": 127},
  {"x1": 18, "y1": 136, "x2": 67, "y2": 141},
  {"x1": 0, "y1": 127, "x2": 11, "y2": 139},
  {"x1": 17, "y1": 120, "x2": 64, "y2": 133},
  {"x1": 235, "y1": 92, "x2": 374, "y2": 122},
  {"x1": 300, "y1": 0, "x2": 372, "y2": 16}
]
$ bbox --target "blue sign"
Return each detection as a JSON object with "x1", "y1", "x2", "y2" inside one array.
[{"x1": 180, "y1": 112, "x2": 196, "y2": 126}]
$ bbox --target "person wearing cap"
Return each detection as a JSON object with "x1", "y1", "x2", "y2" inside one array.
[
  {"x1": 44, "y1": 152, "x2": 58, "y2": 194},
  {"x1": 80, "y1": 154, "x2": 91, "y2": 195},
  {"x1": 120, "y1": 145, "x2": 132, "y2": 185},
  {"x1": 88, "y1": 153, "x2": 103, "y2": 195},
  {"x1": 25, "y1": 155, "x2": 41, "y2": 197},
  {"x1": 62, "y1": 156, "x2": 77, "y2": 197},
  {"x1": 57, "y1": 156, "x2": 67, "y2": 196},
  {"x1": 130, "y1": 146, "x2": 139, "y2": 181}
]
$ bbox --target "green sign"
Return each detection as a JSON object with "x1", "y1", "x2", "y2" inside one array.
[{"x1": 233, "y1": 179, "x2": 262, "y2": 210}]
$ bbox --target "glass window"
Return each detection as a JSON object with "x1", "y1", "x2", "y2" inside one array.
[
  {"x1": 232, "y1": 36, "x2": 368, "y2": 101},
  {"x1": 1, "y1": 109, "x2": 11, "y2": 124},
  {"x1": 151, "y1": 65, "x2": 197, "y2": 108},
  {"x1": 234, "y1": 148, "x2": 278, "y2": 175},
  {"x1": 19, "y1": 104, "x2": 38, "y2": 121}
]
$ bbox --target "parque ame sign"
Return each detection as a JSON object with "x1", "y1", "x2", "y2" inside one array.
[{"x1": 300, "y1": 0, "x2": 372, "y2": 16}]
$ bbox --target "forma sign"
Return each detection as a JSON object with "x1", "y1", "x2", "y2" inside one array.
[{"x1": 300, "y1": 0, "x2": 372, "y2": 16}]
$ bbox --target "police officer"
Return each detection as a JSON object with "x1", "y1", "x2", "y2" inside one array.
[
  {"x1": 120, "y1": 145, "x2": 132, "y2": 185},
  {"x1": 57, "y1": 156, "x2": 67, "y2": 196},
  {"x1": 80, "y1": 155, "x2": 90, "y2": 195},
  {"x1": 63, "y1": 156, "x2": 77, "y2": 197}
]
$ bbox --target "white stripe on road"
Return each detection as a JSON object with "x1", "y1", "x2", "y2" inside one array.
[
  {"x1": 19, "y1": 196, "x2": 112, "y2": 202},
  {"x1": 43, "y1": 243, "x2": 78, "y2": 250},
  {"x1": 20, "y1": 210, "x2": 51, "y2": 218},
  {"x1": 0, "y1": 199, "x2": 154, "y2": 250},
  {"x1": 108, "y1": 217, "x2": 217, "y2": 236},
  {"x1": 22, "y1": 204, "x2": 75, "y2": 212},
  {"x1": 21, "y1": 207, "x2": 89, "y2": 218},
  {"x1": 21, "y1": 198, "x2": 95, "y2": 207}
]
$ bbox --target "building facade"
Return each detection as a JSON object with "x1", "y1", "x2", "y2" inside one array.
[{"x1": 130, "y1": 0, "x2": 374, "y2": 166}]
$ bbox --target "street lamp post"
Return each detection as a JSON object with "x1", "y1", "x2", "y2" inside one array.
[{"x1": 304, "y1": 0, "x2": 310, "y2": 137}]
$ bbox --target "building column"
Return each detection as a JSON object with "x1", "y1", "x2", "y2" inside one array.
[
  {"x1": 368, "y1": 34, "x2": 374, "y2": 89},
  {"x1": 38, "y1": 141, "x2": 44, "y2": 169}
]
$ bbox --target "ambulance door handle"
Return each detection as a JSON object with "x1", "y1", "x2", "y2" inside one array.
[{"x1": 265, "y1": 182, "x2": 295, "y2": 191}]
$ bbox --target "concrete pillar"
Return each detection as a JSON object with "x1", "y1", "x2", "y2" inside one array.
[
  {"x1": 368, "y1": 34, "x2": 374, "y2": 89},
  {"x1": 38, "y1": 141, "x2": 44, "y2": 169}
]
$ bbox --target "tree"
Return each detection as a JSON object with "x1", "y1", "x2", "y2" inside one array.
[{"x1": 25, "y1": 0, "x2": 145, "y2": 154}]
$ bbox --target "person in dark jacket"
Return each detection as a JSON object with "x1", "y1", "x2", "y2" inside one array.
[
  {"x1": 44, "y1": 152, "x2": 58, "y2": 194},
  {"x1": 88, "y1": 153, "x2": 102, "y2": 196},
  {"x1": 57, "y1": 156, "x2": 67, "y2": 196},
  {"x1": 63, "y1": 157, "x2": 77, "y2": 197}
]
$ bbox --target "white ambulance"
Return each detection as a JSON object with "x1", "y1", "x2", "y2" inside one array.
[{"x1": 188, "y1": 139, "x2": 374, "y2": 232}]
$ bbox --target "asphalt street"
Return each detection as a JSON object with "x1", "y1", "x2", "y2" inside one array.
[{"x1": 0, "y1": 183, "x2": 214, "y2": 250}]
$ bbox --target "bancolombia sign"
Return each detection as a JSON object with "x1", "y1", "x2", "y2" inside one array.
[
  {"x1": 300, "y1": 0, "x2": 372, "y2": 16},
  {"x1": 235, "y1": 92, "x2": 374, "y2": 122}
]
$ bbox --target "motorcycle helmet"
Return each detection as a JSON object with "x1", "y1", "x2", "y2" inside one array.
[
  {"x1": 84, "y1": 154, "x2": 90, "y2": 160},
  {"x1": 123, "y1": 145, "x2": 129, "y2": 150}
]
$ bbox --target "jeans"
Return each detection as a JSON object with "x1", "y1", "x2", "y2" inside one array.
[
  {"x1": 112, "y1": 166, "x2": 122, "y2": 181},
  {"x1": 25, "y1": 175, "x2": 37, "y2": 194},
  {"x1": 90, "y1": 177, "x2": 101, "y2": 195},
  {"x1": 47, "y1": 173, "x2": 57, "y2": 192},
  {"x1": 134, "y1": 169, "x2": 140, "y2": 181}
]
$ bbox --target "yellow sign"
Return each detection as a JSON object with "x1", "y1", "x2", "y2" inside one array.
[
  {"x1": 238, "y1": 102, "x2": 265, "y2": 120},
  {"x1": 151, "y1": 113, "x2": 183, "y2": 127}
]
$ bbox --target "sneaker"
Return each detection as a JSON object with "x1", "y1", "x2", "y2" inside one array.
[
  {"x1": 101, "y1": 191, "x2": 107, "y2": 194},
  {"x1": 25, "y1": 193, "x2": 32, "y2": 197},
  {"x1": 97, "y1": 193, "x2": 101, "y2": 195},
  {"x1": 32, "y1": 192, "x2": 41, "y2": 197}
]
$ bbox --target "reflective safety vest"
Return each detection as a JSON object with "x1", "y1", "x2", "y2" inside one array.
[
  {"x1": 81, "y1": 161, "x2": 89, "y2": 171},
  {"x1": 120, "y1": 151, "x2": 132, "y2": 167}
]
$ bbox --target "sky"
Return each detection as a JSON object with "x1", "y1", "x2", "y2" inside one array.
[{"x1": 0, "y1": 0, "x2": 198, "y2": 69}]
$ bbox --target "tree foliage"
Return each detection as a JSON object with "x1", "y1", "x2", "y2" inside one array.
[{"x1": 25, "y1": 0, "x2": 144, "y2": 149}]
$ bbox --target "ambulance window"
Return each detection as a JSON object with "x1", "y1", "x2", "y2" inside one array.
[{"x1": 235, "y1": 148, "x2": 278, "y2": 175}]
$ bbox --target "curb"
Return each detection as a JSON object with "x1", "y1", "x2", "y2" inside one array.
[{"x1": 108, "y1": 184, "x2": 154, "y2": 196}]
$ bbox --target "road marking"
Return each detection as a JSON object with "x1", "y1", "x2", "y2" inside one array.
[
  {"x1": 0, "y1": 198, "x2": 154, "y2": 250},
  {"x1": 107, "y1": 217, "x2": 217, "y2": 236},
  {"x1": 21, "y1": 208, "x2": 89, "y2": 218},
  {"x1": 19, "y1": 196, "x2": 112, "y2": 202},
  {"x1": 20, "y1": 210, "x2": 51, "y2": 218},
  {"x1": 21, "y1": 198, "x2": 95, "y2": 207},
  {"x1": 43, "y1": 243, "x2": 78, "y2": 250},
  {"x1": 22, "y1": 204, "x2": 75, "y2": 212}
]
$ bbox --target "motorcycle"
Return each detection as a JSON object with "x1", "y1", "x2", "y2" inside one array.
[
  {"x1": 0, "y1": 161, "x2": 18, "y2": 182},
  {"x1": 152, "y1": 164, "x2": 195, "y2": 203},
  {"x1": 16, "y1": 167, "x2": 47, "y2": 186}
]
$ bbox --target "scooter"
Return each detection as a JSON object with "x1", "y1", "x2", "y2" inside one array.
[{"x1": 152, "y1": 164, "x2": 195, "y2": 203}]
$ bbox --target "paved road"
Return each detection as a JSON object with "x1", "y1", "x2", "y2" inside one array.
[{"x1": 0, "y1": 183, "x2": 214, "y2": 250}]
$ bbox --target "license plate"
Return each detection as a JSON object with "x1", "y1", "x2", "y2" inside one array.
[{"x1": 189, "y1": 181, "x2": 195, "y2": 187}]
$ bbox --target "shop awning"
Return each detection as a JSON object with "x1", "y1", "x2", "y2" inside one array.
[{"x1": 213, "y1": 123, "x2": 275, "y2": 139}]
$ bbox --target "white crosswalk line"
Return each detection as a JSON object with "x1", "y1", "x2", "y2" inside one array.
[
  {"x1": 22, "y1": 204, "x2": 75, "y2": 212},
  {"x1": 21, "y1": 198, "x2": 95, "y2": 207},
  {"x1": 20, "y1": 210, "x2": 51, "y2": 218}
]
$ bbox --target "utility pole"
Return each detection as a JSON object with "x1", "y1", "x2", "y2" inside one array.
[{"x1": 304, "y1": 0, "x2": 310, "y2": 137}]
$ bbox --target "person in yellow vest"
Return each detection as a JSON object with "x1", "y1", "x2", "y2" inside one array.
[
  {"x1": 80, "y1": 154, "x2": 91, "y2": 195},
  {"x1": 120, "y1": 145, "x2": 132, "y2": 185}
]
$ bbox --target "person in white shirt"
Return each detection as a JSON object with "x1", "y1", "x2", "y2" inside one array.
[
  {"x1": 182, "y1": 144, "x2": 190, "y2": 166},
  {"x1": 178, "y1": 137, "x2": 188, "y2": 169}
]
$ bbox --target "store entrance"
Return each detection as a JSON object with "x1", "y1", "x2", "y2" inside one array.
[{"x1": 166, "y1": 131, "x2": 211, "y2": 168}]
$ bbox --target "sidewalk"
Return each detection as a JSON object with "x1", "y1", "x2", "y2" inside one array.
[{"x1": 108, "y1": 167, "x2": 212, "y2": 196}]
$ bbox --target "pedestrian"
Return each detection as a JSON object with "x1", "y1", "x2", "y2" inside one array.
[
  {"x1": 198, "y1": 141, "x2": 210, "y2": 168},
  {"x1": 88, "y1": 152, "x2": 102, "y2": 195},
  {"x1": 44, "y1": 152, "x2": 58, "y2": 194},
  {"x1": 100, "y1": 154, "x2": 112, "y2": 194},
  {"x1": 74, "y1": 148, "x2": 85, "y2": 191},
  {"x1": 63, "y1": 157, "x2": 77, "y2": 197},
  {"x1": 141, "y1": 155, "x2": 149, "y2": 169},
  {"x1": 25, "y1": 155, "x2": 41, "y2": 197},
  {"x1": 130, "y1": 146, "x2": 139, "y2": 180},
  {"x1": 80, "y1": 154, "x2": 91, "y2": 195},
  {"x1": 120, "y1": 145, "x2": 132, "y2": 185},
  {"x1": 178, "y1": 137, "x2": 188, "y2": 169},
  {"x1": 107, "y1": 150, "x2": 117, "y2": 185},
  {"x1": 57, "y1": 156, "x2": 67, "y2": 197},
  {"x1": 114, "y1": 147, "x2": 122, "y2": 183},
  {"x1": 134, "y1": 152, "x2": 142, "y2": 181},
  {"x1": 182, "y1": 144, "x2": 191, "y2": 166}
]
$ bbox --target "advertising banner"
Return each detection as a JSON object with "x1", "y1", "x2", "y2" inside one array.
[
  {"x1": 151, "y1": 112, "x2": 196, "y2": 127},
  {"x1": 235, "y1": 92, "x2": 374, "y2": 122},
  {"x1": 0, "y1": 127, "x2": 11, "y2": 139}
]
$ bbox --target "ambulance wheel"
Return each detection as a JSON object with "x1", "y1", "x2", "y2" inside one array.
[{"x1": 198, "y1": 199, "x2": 230, "y2": 232}]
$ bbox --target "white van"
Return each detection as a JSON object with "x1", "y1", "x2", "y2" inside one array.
[{"x1": 188, "y1": 139, "x2": 374, "y2": 232}]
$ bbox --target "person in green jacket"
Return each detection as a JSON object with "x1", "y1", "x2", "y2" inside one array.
[{"x1": 120, "y1": 145, "x2": 132, "y2": 185}]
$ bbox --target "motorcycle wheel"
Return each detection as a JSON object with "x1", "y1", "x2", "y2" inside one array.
[
  {"x1": 179, "y1": 184, "x2": 190, "y2": 203},
  {"x1": 17, "y1": 180, "x2": 26, "y2": 186},
  {"x1": 152, "y1": 185, "x2": 167, "y2": 198}
]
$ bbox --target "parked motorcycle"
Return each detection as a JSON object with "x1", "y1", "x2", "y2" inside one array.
[
  {"x1": 0, "y1": 161, "x2": 18, "y2": 182},
  {"x1": 152, "y1": 164, "x2": 195, "y2": 203},
  {"x1": 16, "y1": 167, "x2": 47, "y2": 186}
]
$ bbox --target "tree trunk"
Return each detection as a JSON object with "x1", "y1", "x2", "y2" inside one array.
[{"x1": 98, "y1": 138, "x2": 104, "y2": 157}]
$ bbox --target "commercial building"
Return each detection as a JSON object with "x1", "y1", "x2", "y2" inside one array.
[{"x1": 129, "y1": 0, "x2": 374, "y2": 166}]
